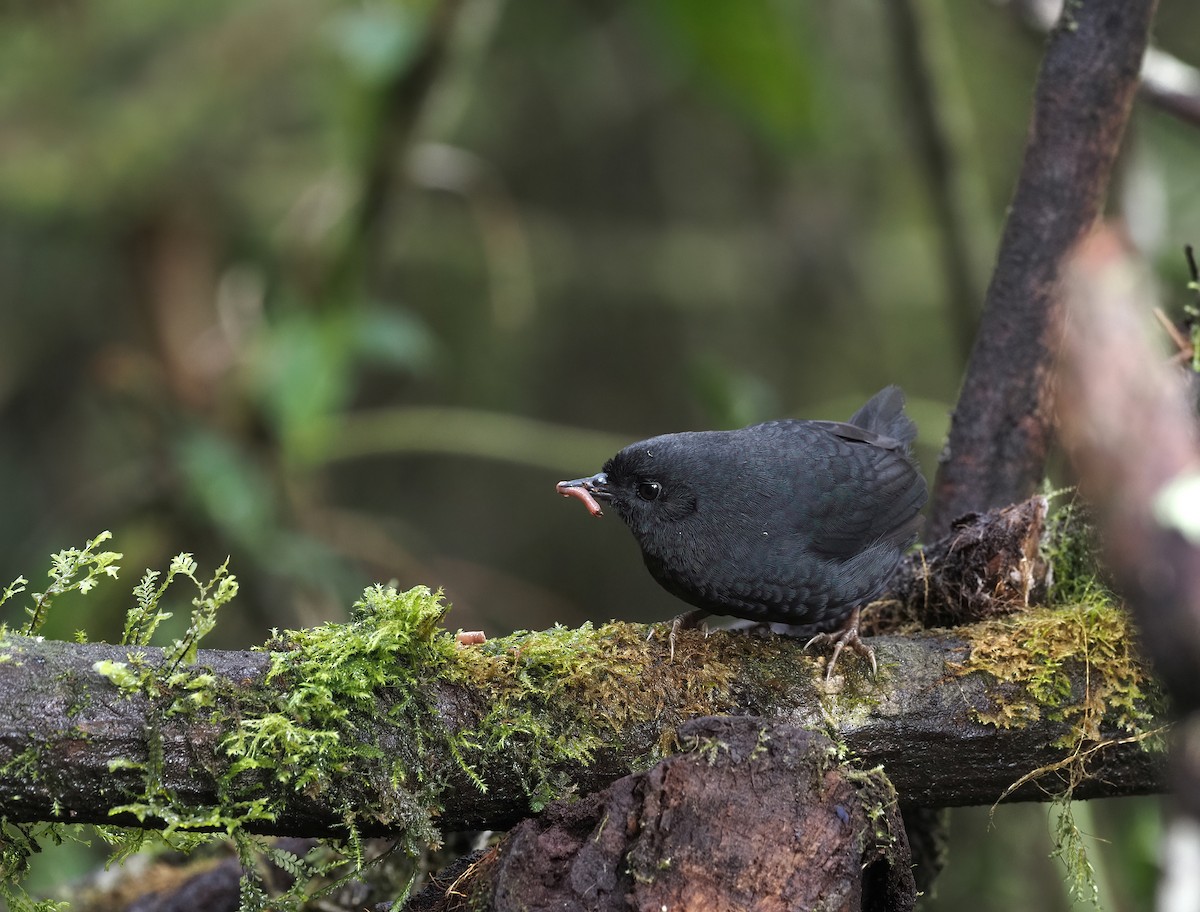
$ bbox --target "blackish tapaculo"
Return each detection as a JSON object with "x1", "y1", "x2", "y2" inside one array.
[{"x1": 556, "y1": 386, "x2": 927, "y2": 677}]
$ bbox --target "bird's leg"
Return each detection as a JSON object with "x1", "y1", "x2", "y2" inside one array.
[{"x1": 804, "y1": 606, "x2": 877, "y2": 680}]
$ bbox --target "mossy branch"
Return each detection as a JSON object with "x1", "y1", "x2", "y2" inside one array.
[{"x1": 0, "y1": 599, "x2": 1167, "y2": 842}]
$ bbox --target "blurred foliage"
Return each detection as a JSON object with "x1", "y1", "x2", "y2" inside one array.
[{"x1": 1, "y1": 0, "x2": 1197, "y2": 906}]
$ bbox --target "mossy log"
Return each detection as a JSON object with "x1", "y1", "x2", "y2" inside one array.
[{"x1": 0, "y1": 599, "x2": 1166, "y2": 841}]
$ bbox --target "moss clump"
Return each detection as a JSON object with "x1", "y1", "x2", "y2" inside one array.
[
  {"x1": 958, "y1": 498, "x2": 1164, "y2": 748},
  {"x1": 88, "y1": 582, "x2": 462, "y2": 908},
  {"x1": 221, "y1": 584, "x2": 459, "y2": 855},
  {"x1": 956, "y1": 599, "x2": 1164, "y2": 912},
  {"x1": 955, "y1": 601, "x2": 1159, "y2": 747},
  {"x1": 444, "y1": 622, "x2": 742, "y2": 808},
  {"x1": 2, "y1": 537, "x2": 473, "y2": 910},
  {"x1": 230, "y1": 585, "x2": 456, "y2": 791},
  {"x1": 1040, "y1": 498, "x2": 1112, "y2": 609}
]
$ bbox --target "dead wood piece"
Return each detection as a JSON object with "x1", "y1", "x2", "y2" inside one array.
[
  {"x1": 408, "y1": 717, "x2": 915, "y2": 912},
  {"x1": 864, "y1": 495, "x2": 1049, "y2": 634}
]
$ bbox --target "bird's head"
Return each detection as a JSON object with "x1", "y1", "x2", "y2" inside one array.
[{"x1": 556, "y1": 437, "x2": 700, "y2": 540}]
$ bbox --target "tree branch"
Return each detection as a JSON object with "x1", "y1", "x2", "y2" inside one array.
[
  {"x1": 0, "y1": 602, "x2": 1166, "y2": 840},
  {"x1": 1001, "y1": 0, "x2": 1200, "y2": 129},
  {"x1": 929, "y1": 0, "x2": 1158, "y2": 537}
]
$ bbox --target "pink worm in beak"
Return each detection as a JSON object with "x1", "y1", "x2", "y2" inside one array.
[{"x1": 556, "y1": 480, "x2": 604, "y2": 517}]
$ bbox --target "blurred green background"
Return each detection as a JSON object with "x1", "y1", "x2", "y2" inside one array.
[{"x1": 2, "y1": 0, "x2": 1196, "y2": 907}]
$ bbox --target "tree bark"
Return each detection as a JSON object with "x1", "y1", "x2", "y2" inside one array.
[
  {"x1": 1004, "y1": 0, "x2": 1200, "y2": 130},
  {"x1": 928, "y1": 0, "x2": 1159, "y2": 538}
]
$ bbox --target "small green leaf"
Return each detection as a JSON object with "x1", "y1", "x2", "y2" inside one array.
[{"x1": 93, "y1": 660, "x2": 141, "y2": 691}]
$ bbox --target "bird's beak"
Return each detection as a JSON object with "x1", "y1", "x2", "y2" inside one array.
[{"x1": 556, "y1": 472, "x2": 609, "y2": 517}]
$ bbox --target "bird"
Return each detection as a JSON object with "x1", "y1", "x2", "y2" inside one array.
[{"x1": 556, "y1": 386, "x2": 927, "y2": 678}]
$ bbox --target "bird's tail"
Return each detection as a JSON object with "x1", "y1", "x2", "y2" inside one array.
[{"x1": 847, "y1": 386, "x2": 917, "y2": 449}]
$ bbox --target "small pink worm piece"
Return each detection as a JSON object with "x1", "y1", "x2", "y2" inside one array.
[
  {"x1": 456, "y1": 630, "x2": 487, "y2": 646},
  {"x1": 556, "y1": 481, "x2": 604, "y2": 517}
]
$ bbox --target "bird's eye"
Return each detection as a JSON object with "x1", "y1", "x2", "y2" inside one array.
[{"x1": 637, "y1": 481, "x2": 662, "y2": 502}]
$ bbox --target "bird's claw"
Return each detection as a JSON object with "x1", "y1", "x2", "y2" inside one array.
[
  {"x1": 804, "y1": 607, "x2": 876, "y2": 680},
  {"x1": 647, "y1": 610, "x2": 709, "y2": 661}
]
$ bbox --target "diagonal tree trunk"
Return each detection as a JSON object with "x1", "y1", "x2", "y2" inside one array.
[{"x1": 928, "y1": 0, "x2": 1159, "y2": 539}]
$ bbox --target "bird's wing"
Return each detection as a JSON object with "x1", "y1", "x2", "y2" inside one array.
[
  {"x1": 806, "y1": 419, "x2": 899, "y2": 448},
  {"x1": 752, "y1": 420, "x2": 927, "y2": 560}
]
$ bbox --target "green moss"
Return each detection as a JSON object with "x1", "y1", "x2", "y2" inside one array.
[
  {"x1": 3, "y1": 538, "x2": 467, "y2": 907},
  {"x1": 444, "y1": 621, "x2": 741, "y2": 808},
  {"x1": 14, "y1": 531, "x2": 122, "y2": 636},
  {"x1": 14, "y1": 567, "x2": 750, "y2": 904},
  {"x1": 208, "y1": 592, "x2": 753, "y2": 898},
  {"x1": 953, "y1": 596, "x2": 1166, "y2": 904},
  {"x1": 8, "y1": 522, "x2": 1164, "y2": 907},
  {"x1": 844, "y1": 764, "x2": 903, "y2": 857},
  {"x1": 949, "y1": 497, "x2": 1165, "y2": 748},
  {"x1": 221, "y1": 585, "x2": 456, "y2": 842},
  {"x1": 954, "y1": 601, "x2": 1160, "y2": 747},
  {"x1": 1, "y1": 821, "x2": 71, "y2": 912},
  {"x1": 1040, "y1": 498, "x2": 1111, "y2": 608},
  {"x1": 81, "y1": 583, "x2": 462, "y2": 906},
  {"x1": 0, "y1": 746, "x2": 42, "y2": 783},
  {"x1": 943, "y1": 500, "x2": 1169, "y2": 907}
]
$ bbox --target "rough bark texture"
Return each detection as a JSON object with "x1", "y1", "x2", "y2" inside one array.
[
  {"x1": 929, "y1": 0, "x2": 1159, "y2": 538},
  {"x1": 1007, "y1": 0, "x2": 1200, "y2": 129},
  {"x1": 408, "y1": 718, "x2": 915, "y2": 912}
]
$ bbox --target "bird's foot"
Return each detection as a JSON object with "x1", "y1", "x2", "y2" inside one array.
[
  {"x1": 649, "y1": 610, "x2": 709, "y2": 660},
  {"x1": 804, "y1": 607, "x2": 876, "y2": 681}
]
